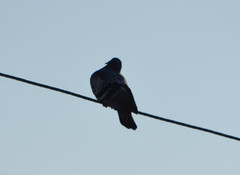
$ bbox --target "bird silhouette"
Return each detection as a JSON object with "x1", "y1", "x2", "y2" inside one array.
[{"x1": 90, "y1": 58, "x2": 138, "y2": 130}]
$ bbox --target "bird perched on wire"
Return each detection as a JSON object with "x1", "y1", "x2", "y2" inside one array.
[{"x1": 90, "y1": 58, "x2": 138, "y2": 130}]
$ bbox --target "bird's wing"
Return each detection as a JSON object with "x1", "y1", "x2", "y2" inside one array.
[
  {"x1": 121, "y1": 84, "x2": 138, "y2": 113},
  {"x1": 90, "y1": 69, "x2": 125, "y2": 98},
  {"x1": 90, "y1": 70, "x2": 108, "y2": 96}
]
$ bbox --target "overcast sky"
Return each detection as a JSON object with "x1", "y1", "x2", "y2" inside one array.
[{"x1": 1, "y1": 0, "x2": 240, "y2": 175}]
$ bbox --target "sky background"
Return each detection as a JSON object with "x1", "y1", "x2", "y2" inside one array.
[{"x1": 1, "y1": 0, "x2": 240, "y2": 174}]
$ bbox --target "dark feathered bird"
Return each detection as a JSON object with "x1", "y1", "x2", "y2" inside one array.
[{"x1": 90, "y1": 58, "x2": 138, "y2": 130}]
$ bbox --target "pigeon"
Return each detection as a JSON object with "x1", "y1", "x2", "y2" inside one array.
[{"x1": 90, "y1": 58, "x2": 138, "y2": 130}]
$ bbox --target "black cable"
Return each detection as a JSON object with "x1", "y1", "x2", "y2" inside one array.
[
  {"x1": 1, "y1": 72, "x2": 240, "y2": 141},
  {"x1": 138, "y1": 111, "x2": 240, "y2": 141},
  {"x1": 0, "y1": 72, "x2": 99, "y2": 103}
]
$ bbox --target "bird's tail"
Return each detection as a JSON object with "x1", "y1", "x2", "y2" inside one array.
[{"x1": 117, "y1": 111, "x2": 137, "y2": 130}]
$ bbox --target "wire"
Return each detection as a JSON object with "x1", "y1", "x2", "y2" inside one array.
[
  {"x1": 138, "y1": 111, "x2": 240, "y2": 141},
  {"x1": 0, "y1": 72, "x2": 98, "y2": 103},
  {"x1": 1, "y1": 72, "x2": 240, "y2": 142}
]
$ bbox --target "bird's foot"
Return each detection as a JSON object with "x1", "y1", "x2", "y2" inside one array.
[{"x1": 102, "y1": 103, "x2": 108, "y2": 108}]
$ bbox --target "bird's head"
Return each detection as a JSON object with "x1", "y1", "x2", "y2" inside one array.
[{"x1": 106, "y1": 57, "x2": 122, "y2": 72}]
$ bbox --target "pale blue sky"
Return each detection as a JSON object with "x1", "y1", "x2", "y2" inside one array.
[{"x1": 1, "y1": 0, "x2": 240, "y2": 175}]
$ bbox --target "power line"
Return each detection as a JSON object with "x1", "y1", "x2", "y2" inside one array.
[
  {"x1": 1, "y1": 72, "x2": 240, "y2": 142},
  {"x1": 0, "y1": 72, "x2": 98, "y2": 103}
]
